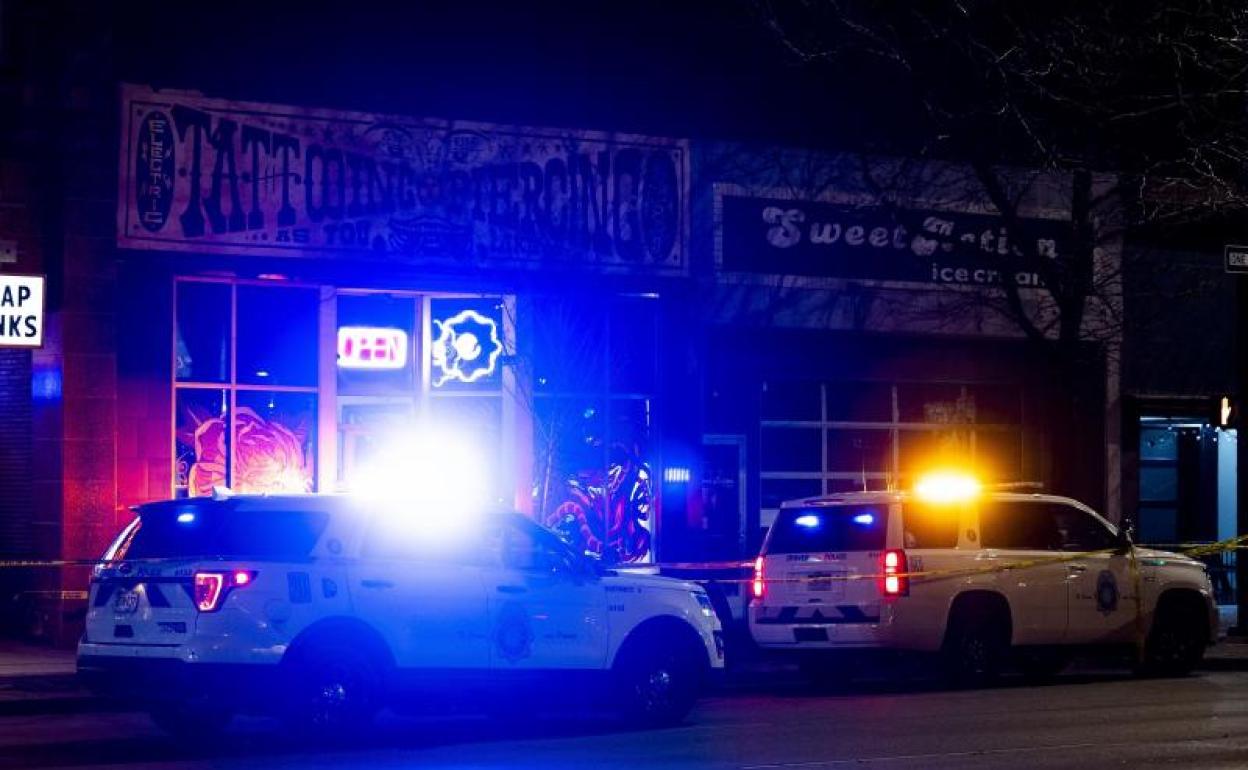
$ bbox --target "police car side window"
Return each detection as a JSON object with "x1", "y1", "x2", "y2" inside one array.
[
  {"x1": 901, "y1": 503, "x2": 960, "y2": 549},
  {"x1": 978, "y1": 502, "x2": 1062, "y2": 551},
  {"x1": 1053, "y1": 506, "x2": 1117, "y2": 551},
  {"x1": 501, "y1": 523, "x2": 571, "y2": 573}
]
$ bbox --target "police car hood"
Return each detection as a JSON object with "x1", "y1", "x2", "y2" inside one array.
[
  {"x1": 1133, "y1": 546, "x2": 1205, "y2": 568},
  {"x1": 605, "y1": 569, "x2": 701, "y2": 594}
]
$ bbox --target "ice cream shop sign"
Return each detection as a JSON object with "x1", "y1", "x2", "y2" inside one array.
[
  {"x1": 0, "y1": 274, "x2": 44, "y2": 348},
  {"x1": 118, "y1": 84, "x2": 689, "y2": 275}
]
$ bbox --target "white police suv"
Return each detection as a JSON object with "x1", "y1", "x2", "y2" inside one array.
[
  {"x1": 78, "y1": 494, "x2": 723, "y2": 735},
  {"x1": 748, "y1": 475, "x2": 1218, "y2": 685}
]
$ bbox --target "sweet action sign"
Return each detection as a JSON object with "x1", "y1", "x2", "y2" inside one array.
[
  {"x1": 0, "y1": 274, "x2": 44, "y2": 348},
  {"x1": 118, "y1": 84, "x2": 688, "y2": 276}
]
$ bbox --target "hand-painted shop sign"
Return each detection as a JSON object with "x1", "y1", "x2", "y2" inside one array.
[
  {"x1": 716, "y1": 189, "x2": 1071, "y2": 286},
  {"x1": 118, "y1": 84, "x2": 689, "y2": 275},
  {"x1": 0, "y1": 274, "x2": 44, "y2": 348}
]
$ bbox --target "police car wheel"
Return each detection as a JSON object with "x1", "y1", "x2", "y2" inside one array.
[
  {"x1": 944, "y1": 620, "x2": 1005, "y2": 687},
  {"x1": 616, "y1": 641, "x2": 700, "y2": 726},
  {"x1": 284, "y1": 643, "x2": 381, "y2": 733},
  {"x1": 148, "y1": 701, "x2": 232, "y2": 740},
  {"x1": 1141, "y1": 610, "x2": 1205, "y2": 677}
]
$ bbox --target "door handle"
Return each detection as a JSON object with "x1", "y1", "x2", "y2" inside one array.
[
  {"x1": 1067, "y1": 564, "x2": 1087, "y2": 573},
  {"x1": 496, "y1": 585, "x2": 527, "y2": 594},
  {"x1": 360, "y1": 579, "x2": 395, "y2": 589}
]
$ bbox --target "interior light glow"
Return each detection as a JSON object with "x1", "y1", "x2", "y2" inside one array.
[
  {"x1": 794, "y1": 514, "x2": 820, "y2": 528},
  {"x1": 914, "y1": 471, "x2": 982, "y2": 504},
  {"x1": 337, "y1": 326, "x2": 409, "y2": 370},
  {"x1": 852, "y1": 512, "x2": 874, "y2": 525}
]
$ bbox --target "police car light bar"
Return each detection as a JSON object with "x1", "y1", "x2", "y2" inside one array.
[{"x1": 913, "y1": 471, "x2": 982, "y2": 504}]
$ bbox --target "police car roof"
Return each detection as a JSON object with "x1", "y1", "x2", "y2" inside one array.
[{"x1": 780, "y1": 490, "x2": 1099, "y2": 513}]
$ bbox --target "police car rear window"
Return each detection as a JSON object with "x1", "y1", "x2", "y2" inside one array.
[
  {"x1": 766, "y1": 505, "x2": 887, "y2": 554},
  {"x1": 120, "y1": 508, "x2": 329, "y2": 560}
]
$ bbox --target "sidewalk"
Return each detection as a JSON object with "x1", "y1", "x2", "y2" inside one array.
[{"x1": 0, "y1": 640, "x2": 90, "y2": 714}]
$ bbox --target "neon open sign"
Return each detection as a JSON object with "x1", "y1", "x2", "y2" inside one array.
[{"x1": 337, "y1": 326, "x2": 408, "y2": 370}]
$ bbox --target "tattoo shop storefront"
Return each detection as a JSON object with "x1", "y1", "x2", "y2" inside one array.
[{"x1": 115, "y1": 84, "x2": 690, "y2": 569}]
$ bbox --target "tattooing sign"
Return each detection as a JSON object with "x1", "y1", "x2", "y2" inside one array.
[
  {"x1": 715, "y1": 187, "x2": 1072, "y2": 286},
  {"x1": 0, "y1": 274, "x2": 44, "y2": 348},
  {"x1": 118, "y1": 84, "x2": 688, "y2": 275}
]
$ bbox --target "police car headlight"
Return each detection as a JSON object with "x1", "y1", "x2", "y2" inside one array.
[{"x1": 692, "y1": 591, "x2": 715, "y2": 618}]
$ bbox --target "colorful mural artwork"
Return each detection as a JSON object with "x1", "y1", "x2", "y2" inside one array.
[
  {"x1": 177, "y1": 406, "x2": 313, "y2": 496},
  {"x1": 543, "y1": 444, "x2": 654, "y2": 564}
]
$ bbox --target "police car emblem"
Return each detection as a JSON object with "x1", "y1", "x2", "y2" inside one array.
[
  {"x1": 1095, "y1": 570, "x2": 1119, "y2": 615},
  {"x1": 494, "y1": 601, "x2": 533, "y2": 663}
]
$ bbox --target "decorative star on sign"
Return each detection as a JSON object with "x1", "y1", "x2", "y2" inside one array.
[{"x1": 431, "y1": 309, "x2": 503, "y2": 387}]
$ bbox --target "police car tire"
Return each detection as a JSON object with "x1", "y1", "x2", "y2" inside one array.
[
  {"x1": 614, "y1": 637, "x2": 701, "y2": 726},
  {"x1": 149, "y1": 701, "x2": 232, "y2": 740},
  {"x1": 943, "y1": 617, "x2": 1006, "y2": 688},
  {"x1": 283, "y1": 642, "x2": 381, "y2": 734},
  {"x1": 1140, "y1": 605, "x2": 1205, "y2": 677}
]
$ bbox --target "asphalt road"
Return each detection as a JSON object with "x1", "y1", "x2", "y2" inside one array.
[{"x1": 2, "y1": 671, "x2": 1247, "y2": 769}]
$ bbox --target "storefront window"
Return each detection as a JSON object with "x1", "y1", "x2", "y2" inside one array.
[
  {"x1": 336, "y1": 294, "x2": 417, "y2": 395},
  {"x1": 175, "y1": 281, "x2": 230, "y2": 383},
  {"x1": 529, "y1": 296, "x2": 658, "y2": 564},
  {"x1": 173, "y1": 279, "x2": 319, "y2": 497},
  {"x1": 759, "y1": 380, "x2": 1022, "y2": 517},
  {"x1": 174, "y1": 388, "x2": 228, "y2": 498},
  {"x1": 429, "y1": 297, "x2": 505, "y2": 392},
  {"x1": 233, "y1": 392, "x2": 317, "y2": 494},
  {"x1": 237, "y1": 286, "x2": 318, "y2": 387}
]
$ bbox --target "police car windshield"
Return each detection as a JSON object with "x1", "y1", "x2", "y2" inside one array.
[
  {"x1": 116, "y1": 506, "x2": 329, "y2": 561},
  {"x1": 766, "y1": 505, "x2": 887, "y2": 554}
]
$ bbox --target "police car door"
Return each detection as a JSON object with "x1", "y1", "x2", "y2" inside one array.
[
  {"x1": 1054, "y1": 505, "x2": 1137, "y2": 644},
  {"x1": 975, "y1": 500, "x2": 1070, "y2": 644},
  {"x1": 486, "y1": 517, "x2": 608, "y2": 671},
  {"x1": 350, "y1": 515, "x2": 491, "y2": 669}
]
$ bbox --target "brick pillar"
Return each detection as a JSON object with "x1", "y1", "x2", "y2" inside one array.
[{"x1": 51, "y1": 199, "x2": 119, "y2": 646}]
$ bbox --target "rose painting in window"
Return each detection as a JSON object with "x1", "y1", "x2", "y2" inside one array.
[
  {"x1": 177, "y1": 402, "x2": 313, "y2": 496},
  {"x1": 232, "y1": 407, "x2": 314, "y2": 494}
]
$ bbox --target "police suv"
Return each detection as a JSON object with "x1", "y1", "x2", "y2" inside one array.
[
  {"x1": 77, "y1": 495, "x2": 723, "y2": 735},
  {"x1": 749, "y1": 479, "x2": 1219, "y2": 684}
]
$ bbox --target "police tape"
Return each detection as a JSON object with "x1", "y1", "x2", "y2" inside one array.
[
  {"x1": 644, "y1": 531, "x2": 1248, "y2": 586},
  {"x1": 0, "y1": 531, "x2": 1245, "y2": 588}
]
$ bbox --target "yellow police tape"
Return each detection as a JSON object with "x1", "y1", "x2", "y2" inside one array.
[
  {"x1": 644, "y1": 530, "x2": 1248, "y2": 586},
  {"x1": 0, "y1": 531, "x2": 1243, "y2": 588}
]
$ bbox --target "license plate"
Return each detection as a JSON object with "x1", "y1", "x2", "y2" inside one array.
[
  {"x1": 114, "y1": 590, "x2": 139, "y2": 614},
  {"x1": 808, "y1": 571, "x2": 846, "y2": 593}
]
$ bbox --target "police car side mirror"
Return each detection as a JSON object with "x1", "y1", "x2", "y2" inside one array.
[{"x1": 1114, "y1": 523, "x2": 1134, "y2": 553}]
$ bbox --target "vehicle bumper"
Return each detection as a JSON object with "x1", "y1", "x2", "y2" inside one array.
[
  {"x1": 748, "y1": 604, "x2": 890, "y2": 649},
  {"x1": 77, "y1": 654, "x2": 282, "y2": 705}
]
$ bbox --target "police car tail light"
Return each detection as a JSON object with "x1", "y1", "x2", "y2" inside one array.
[
  {"x1": 881, "y1": 550, "x2": 908, "y2": 597},
  {"x1": 193, "y1": 570, "x2": 257, "y2": 612},
  {"x1": 752, "y1": 557, "x2": 766, "y2": 601}
]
